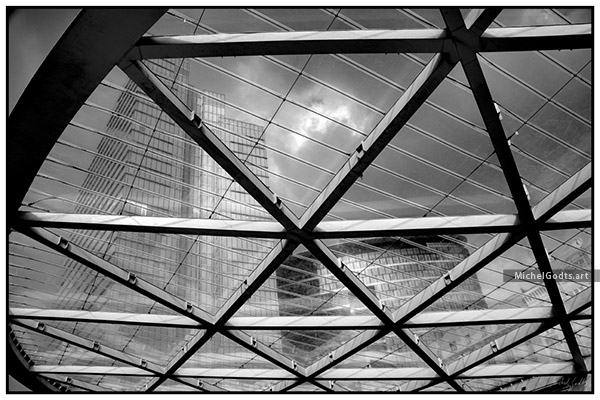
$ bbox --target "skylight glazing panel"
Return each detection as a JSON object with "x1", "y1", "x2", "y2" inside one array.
[
  {"x1": 331, "y1": 380, "x2": 408, "y2": 392},
  {"x1": 301, "y1": 54, "x2": 404, "y2": 112},
  {"x1": 544, "y1": 49, "x2": 591, "y2": 76},
  {"x1": 406, "y1": 103, "x2": 494, "y2": 161},
  {"x1": 411, "y1": 324, "x2": 520, "y2": 366},
  {"x1": 498, "y1": 114, "x2": 589, "y2": 186},
  {"x1": 552, "y1": 8, "x2": 592, "y2": 23},
  {"x1": 273, "y1": 253, "x2": 374, "y2": 317},
  {"x1": 343, "y1": 53, "x2": 433, "y2": 91},
  {"x1": 495, "y1": 326, "x2": 571, "y2": 364},
  {"x1": 9, "y1": 324, "x2": 127, "y2": 367},
  {"x1": 552, "y1": 78, "x2": 592, "y2": 121},
  {"x1": 8, "y1": 231, "x2": 175, "y2": 315},
  {"x1": 71, "y1": 375, "x2": 153, "y2": 392},
  {"x1": 338, "y1": 8, "x2": 428, "y2": 29},
  {"x1": 457, "y1": 378, "x2": 517, "y2": 392},
  {"x1": 571, "y1": 320, "x2": 591, "y2": 355},
  {"x1": 180, "y1": 8, "x2": 282, "y2": 34},
  {"x1": 495, "y1": 9, "x2": 570, "y2": 27},
  {"x1": 422, "y1": 236, "x2": 553, "y2": 313},
  {"x1": 528, "y1": 103, "x2": 591, "y2": 157},
  {"x1": 26, "y1": 72, "x2": 278, "y2": 221},
  {"x1": 179, "y1": 333, "x2": 277, "y2": 369},
  {"x1": 40, "y1": 320, "x2": 196, "y2": 367},
  {"x1": 49, "y1": 374, "x2": 115, "y2": 392},
  {"x1": 253, "y1": 8, "x2": 335, "y2": 31},
  {"x1": 405, "y1": 9, "x2": 445, "y2": 28},
  {"x1": 146, "y1": 11, "x2": 199, "y2": 36},
  {"x1": 196, "y1": 56, "x2": 298, "y2": 98},
  {"x1": 517, "y1": 230, "x2": 591, "y2": 303},
  {"x1": 217, "y1": 379, "x2": 285, "y2": 392},
  {"x1": 288, "y1": 382, "x2": 326, "y2": 392},
  {"x1": 565, "y1": 187, "x2": 591, "y2": 210},
  {"x1": 337, "y1": 332, "x2": 428, "y2": 368},
  {"x1": 155, "y1": 380, "x2": 196, "y2": 392},
  {"x1": 420, "y1": 381, "x2": 455, "y2": 392},
  {"x1": 478, "y1": 59, "x2": 549, "y2": 122},
  {"x1": 425, "y1": 76, "x2": 486, "y2": 129},
  {"x1": 55, "y1": 229, "x2": 275, "y2": 316},
  {"x1": 481, "y1": 52, "x2": 573, "y2": 100},
  {"x1": 321, "y1": 236, "x2": 476, "y2": 313},
  {"x1": 243, "y1": 329, "x2": 364, "y2": 367}
]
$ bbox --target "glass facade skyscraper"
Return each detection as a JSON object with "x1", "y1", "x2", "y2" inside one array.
[{"x1": 53, "y1": 59, "x2": 278, "y2": 380}]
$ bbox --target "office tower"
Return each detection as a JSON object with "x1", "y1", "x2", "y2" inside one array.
[
  {"x1": 276, "y1": 236, "x2": 488, "y2": 370},
  {"x1": 54, "y1": 59, "x2": 277, "y2": 374}
]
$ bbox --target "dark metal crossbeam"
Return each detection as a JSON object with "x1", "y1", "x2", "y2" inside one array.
[
  {"x1": 129, "y1": 29, "x2": 447, "y2": 60},
  {"x1": 126, "y1": 24, "x2": 590, "y2": 61},
  {"x1": 31, "y1": 361, "x2": 587, "y2": 381},
  {"x1": 16, "y1": 209, "x2": 590, "y2": 241},
  {"x1": 12, "y1": 302, "x2": 590, "y2": 330},
  {"x1": 441, "y1": 7, "x2": 587, "y2": 374}
]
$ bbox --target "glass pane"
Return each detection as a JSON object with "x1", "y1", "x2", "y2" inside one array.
[{"x1": 338, "y1": 331, "x2": 428, "y2": 368}]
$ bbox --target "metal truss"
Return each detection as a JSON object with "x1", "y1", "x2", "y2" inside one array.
[{"x1": 8, "y1": 7, "x2": 592, "y2": 393}]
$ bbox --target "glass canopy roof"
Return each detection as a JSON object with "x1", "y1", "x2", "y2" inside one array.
[{"x1": 7, "y1": 7, "x2": 592, "y2": 393}]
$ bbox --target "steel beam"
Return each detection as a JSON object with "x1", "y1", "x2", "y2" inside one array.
[
  {"x1": 13, "y1": 304, "x2": 589, "y2": 330},
  {"x1": 479, "y1": 24, "x2": 592, "y2": 52},
  {"x1": 17, "y1": 212, "x2": 286, "y2": 239},
  {"x1": 32, "y1": 361, "x2": 584, "y2": 381},
  {"x1": 313, "y1": 210, "x2": 590, "y2": 238},
  {"x1": 125, "y1": 24, "x2": 591, "y2": 61},
  {"x1": 17, "y1": 208, "x2": 589, "y2": 241},
  {"x1": 7, "y1": 9, "x2": 166, "y2": 224},
  {"x1": 463, "y1": 8, "x2": 502, "y2": 36},
  {"x1": 442, "y1": 7, "x2": 587, "y2": 374},
  {"x1": 128, "y1": 29, "x2": 447, "y2": 60},
  {"x1": 299, "y1": 52, "x2": 457, "y2": 231},
  {"x1": 32, "y1": 366, "x2": 153, "y2": 376},
  {"x1": 119, "y1": 59, "x2": 299, "y2": 232}
]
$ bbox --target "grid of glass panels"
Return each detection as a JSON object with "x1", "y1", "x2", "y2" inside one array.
[{"x1": 7, "y1": 7, "x2": 592, "y2": 393}]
